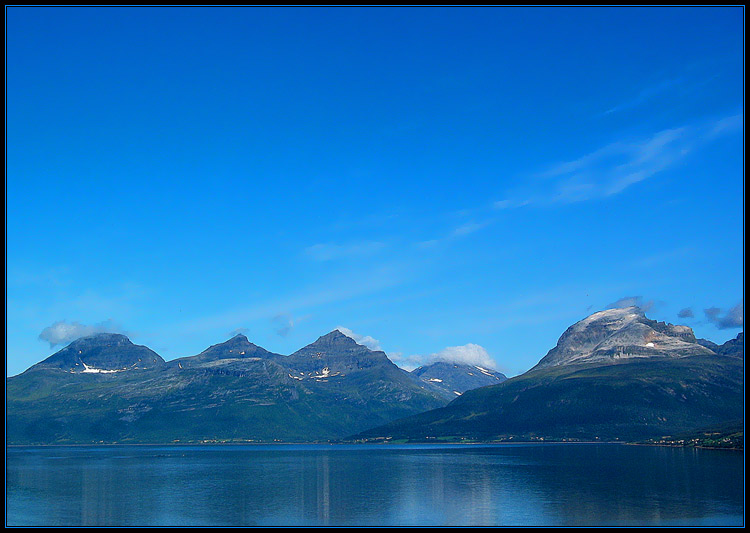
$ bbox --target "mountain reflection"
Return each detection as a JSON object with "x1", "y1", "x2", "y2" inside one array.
[{"x1": 6, "y1": 444, "x2": 744, "y2": 527}]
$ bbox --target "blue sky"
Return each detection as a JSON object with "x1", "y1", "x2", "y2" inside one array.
[{"x1": 6, "y1": 6, "x2": 744, "y2": 377}]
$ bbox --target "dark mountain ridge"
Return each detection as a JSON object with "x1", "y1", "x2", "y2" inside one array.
[{"x1": 354, "y1": 309, "x2": 743, "y2": 443}]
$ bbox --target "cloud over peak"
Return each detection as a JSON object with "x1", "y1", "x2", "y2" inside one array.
[
  {"x1": 606, "y1": 296, "x2": 654, "y2": 312},
  {"x1": 335, "y1": 326, "x2": 383, "y2": 351},
  {"x1": 388, "y1": 343, "x2": 498, "y2": 371},
  {"x1": 38, "y1": 319, "x2": 125, "y2": 348},
  {"x1": 432, "y1": 343, "x2": 497, "y2": 369}
]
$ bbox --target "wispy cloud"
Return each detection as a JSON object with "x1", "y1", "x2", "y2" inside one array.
[
  {"x1": 272, "y1": 314, "x2": 295, "y2": 337},
  {"x1": 493, "y1": 199, "x2": 530, "y2": 210},
  {"x1": 417, "y1": 220, "x2": 490, "y2": 249},
  {"x1": 38, "y1": 319, "x2": 125, "y2": 348},
  {"x1": 166, "y1": 263, "x2": 406, "y2": 336},
  {"x1": 450, "y1": 221, "x2": 487, "y2": 237},
  {"x1": 494, "y1": 114, "x2": 741, "y2": 208},
  {"x1": 606, "y1": 296, "x2": 654, "y2": 312},
  {"x1": 229, "y1": 327, "x2": 250, "y2": 337},
  {"x1": 305, "y1": 241, "x2": 386, "y2": 262},
  {"x1": 708, "y1": 113, "x2": 743, "y2": 138},
  {"x1": 543, "y1": 127, "x2": 686, "y2": 202},
  {"x1": 270, "y1": 312, "x2": 310, "y2": 338},
  {"x1": 630, "y1": 246, "x2": 696, "y2": 269},
  {"x1": 677, "y1": 308, "x2": 694, "y2": 319},
  {"x1": 601, "y1": 78, "x2": 683, "y2": 116}
]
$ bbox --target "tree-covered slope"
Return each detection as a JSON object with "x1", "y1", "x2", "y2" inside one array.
[
  {"x1": 354, "y1": 353, "x2": 743, "y2": 442},
  {"x1": 7, "y1": 331, "x2": 447, "y2": 444}
]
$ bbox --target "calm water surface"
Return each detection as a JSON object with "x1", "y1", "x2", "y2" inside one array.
[{"x1": 6, "y1": 443, "x2": 744, "y2": 527}]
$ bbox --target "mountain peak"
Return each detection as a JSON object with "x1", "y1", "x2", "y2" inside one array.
[
  {"x1": 311, "y1": 329, "x2": 363, "y2": 348},
  {"x1": 220, "y1": 333, "x2": 252, "y2": 346},
  {"x1": 412, "y1": 361, "x2": 508, "y2": 399},
  {"x1": 68, "y1": 332, "x2": 133, "y2": 347},
  {"x1": 325, "y1": 329, "x2": 349, "y2": 338},
  {"x1": 532, "y1": 307, "x2": 714, "y2": 370},
  {"x1": 32, "y1": 333, "x2": 164, "y2": 373},
  {"x1": 288, "y1": 330, "x2": 391, "y2": 374},
  {"x1": 190, "y1": 334, "x2": 275, "y2": 361}
]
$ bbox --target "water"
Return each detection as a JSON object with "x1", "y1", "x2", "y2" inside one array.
[{"x1": 5, "y1": 443, "x2": 744, "y2": 527}]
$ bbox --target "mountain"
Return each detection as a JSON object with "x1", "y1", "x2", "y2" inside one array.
[
  {"x1": 285, "y1": 330, "x2": 393, "y2": 375},
  {"x1": 532, "y1": 307, "x2": 714, "y2": 370},
  {"x1": 28, "y1": 333, "x2": 165, "y2": 373},
  {"x1": 7, "y1": 330, "x2": 447, "y2": 444},
  {"x1": 412, "y1": 362, "x2": 507, "y2": 399},
  {"x1": 280, "y1": 330, "x2": 447, "y2": 419},
  {"x1": 715, "y1": 331, "x2": 744, "y2": 358},
  {"x1": 354, "y1": 310, "x2": 744, "y2": 443},
  {"x1": 168, "y1": 334, "x2": 281, "y2": 369}
]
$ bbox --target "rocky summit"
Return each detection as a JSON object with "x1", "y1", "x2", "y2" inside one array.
[{"x1": 532, "y1": 306, "x2": 714, "y2": 370}]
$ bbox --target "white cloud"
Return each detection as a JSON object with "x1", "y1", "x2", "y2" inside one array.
[
  {"x1": 432, "y1": 343, "x2": 497, "y2": 368},
  {"x1": 38, "y1": 319, "x2": 124, "y2": 348},
  {"x1": 386, "y1": 352, "x2": 430, "y2": 371},
  {"x1": 336, "y1": 326, "x2": 383, "y2": 351},
  {"x1": 388, "y1": 343, "x2": 498, "y2": 371}
]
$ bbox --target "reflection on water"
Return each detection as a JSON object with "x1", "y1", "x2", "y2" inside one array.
[{"x1": 6, "y1": 444, "x2": 744, "y2": 526}]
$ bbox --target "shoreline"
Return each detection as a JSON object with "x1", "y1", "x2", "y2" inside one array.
[{"x1": 8, "y1": 440, "x2": 740, "y2": 450}]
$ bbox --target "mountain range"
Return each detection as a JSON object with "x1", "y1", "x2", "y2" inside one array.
[
  {"x1": 7, "y1": 330, "x2": 500, "y2": 444},
  {"x1": 7, "y1": 307, "x2": 743, "y2": 445}
]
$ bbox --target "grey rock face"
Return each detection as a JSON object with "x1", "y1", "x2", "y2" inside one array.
[{"x1": 533, "y1": 306, "x2": 715, "y2": 370}]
